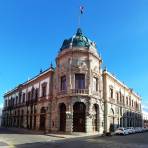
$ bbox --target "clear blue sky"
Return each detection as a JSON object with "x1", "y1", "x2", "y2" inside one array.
[{"x1": 0, "y1": 0, "x2": 148, "y2": 111}]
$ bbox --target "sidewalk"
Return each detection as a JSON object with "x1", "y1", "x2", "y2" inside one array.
[
  {"x1": 3, "y1": 127, "x2": 102, "y2": 139},
  {"x1": 0, "y1": 140, "x2": 14, "y2": 148},
  {"x1": 46, "y1": 132, "x2": 102, "y2": 139},
  {"x1": 2, "y1": 127, "x2": 44, "y2": 135}
]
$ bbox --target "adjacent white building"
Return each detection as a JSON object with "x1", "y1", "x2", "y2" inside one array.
[{"x1": 143, "y1": 111, "x2": 148, "y2": 128}]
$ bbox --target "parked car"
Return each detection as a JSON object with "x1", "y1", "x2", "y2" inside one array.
[
  {"x1": 115, "y1": 127, "x2": 129, "y2": 135},
  {"x1": 135, "y1": 127, "x2": 138, "y2": 133},
  {"x1": 126, "y1": 127, "x2": 133, "y2": 134},
  {"x1": 142, "y1": 127, "x2": 146, "y2": 132},
  {"x1": 144, "y1": 127, "x2": 148, "y2": 132},
  {"x1": 135, "y1": 127, "x2": 142, "y2": 133},
  {"x1": 130, "y1": 127, "x2": 136, "y2": 134}
]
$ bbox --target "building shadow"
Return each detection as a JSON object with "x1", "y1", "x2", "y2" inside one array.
[{"x1": 0, "y1": 127, "x2": 44, "y2": 135}]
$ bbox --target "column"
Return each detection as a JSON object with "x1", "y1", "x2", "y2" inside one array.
[
  {"x1": 104, "y1": 102, "x2": 109, "y2": 132},
  {"x1": 66, "y1": 104, "x2": 73, "y2": 133},
  {"x1": 36, "y1": 106, "x2": 40, "y2": 130},
  {"x1": 99, "y1": 112, "x2": 104, "y2": 133},
  {"x1": 45, "y1": 110, "x2": 50, "y2": 133},
  {"x1": 36, "y1": 114, "x2": 40, "y2": 130},
  {"x1": 86, "y1": 102, "x2": 93, "y2": 133}
]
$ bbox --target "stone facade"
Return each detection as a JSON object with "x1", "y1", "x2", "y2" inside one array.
[
  {"x1": 143, "y1": 112, "x2": 148, "y2": 128},
  {"x1": 2, "y1": 28, "x2": 142, "y2": 134},
  {"x1": 103, "y1": 70, "x2": 142, "y2": 132}
]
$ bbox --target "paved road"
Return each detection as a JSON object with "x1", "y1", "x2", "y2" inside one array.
[{"x1": 0, "y1": 127, "x2": 148, "y2": 148}]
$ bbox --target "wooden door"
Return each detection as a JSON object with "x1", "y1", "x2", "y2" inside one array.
[
  {"x1": 60, "y1": 103, "x2": 66, "y2": 131},
  {"x1": 40, "y1": 107, "x2": 46, "y2": 130},
  {"x1": 73, "y1": 102, "x2": 86, "y2": 132}
]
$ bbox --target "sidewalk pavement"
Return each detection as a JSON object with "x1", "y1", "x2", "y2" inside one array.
[
  {"x1": 0, "y1": 141, "x2": 14, "y2": 148},
  {"x1": 2, "y1": 127, "x2": 102, "y2": 139},
  {"x1": 47, "y1": 132, "x2": 102, "y2": 139}
]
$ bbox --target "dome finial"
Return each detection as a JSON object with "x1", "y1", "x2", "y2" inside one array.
[{"x1": 76, "y1": 28, "x2": 82, "y2": 36}]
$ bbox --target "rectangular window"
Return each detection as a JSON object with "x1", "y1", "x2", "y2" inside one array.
[
  {"x1": 12, "y1": 98, "x2": 15, "y2": 106},
  {"x1": 75, "y1": 74, "x2": 85, "y2": 89},
  {"x1": 126, "y1": 97, "x2": 128, "y2": 105},
  {"x1": 129, "y1": 97, "x2": 131, "y2": 106},
  {"x1": 122, "y1": 96, "x2": 125, "y2": 104},
  {"x1": 16, "y1": 96, "x2": 18, "y2": 105},
  {"x1": 42, "y1": 85, "x2": 46, "y2": 97},
  {"x1": 61, "y1": 75, "x2": 66, "y2": 91},
  {"x1": 132, "y1": 100, "x2": 133, "y2": 107},
  {"x1": 23, "y1": 93, "x2": 25, "y2": 103},
  {"x1": 28, "y1": 92, "x2": 31, "y2": 101},
  {"x1": 109, "y1": 88, "x2": 113, "y2": 98},
  {"x1": 31, "y1": 88, "x2": 34, "y2": 99},
  {"x1": 93, "y1": 77, "x2": 98, "y2": 92},
  {"x1": 35, "y1": 88, "x2": 39, "y2": 99},
  {"x1": 5, "y1": 100, "x2": 7, "y2": 107},
  {"x1": 19, "y1": 93, "x2": 22, "y2": 104},
  {"x1": 119, "y1": 92, "x2": 122, "y2": 102},
  {"x1": 116, "y1": 92, "x2": 119, "y2": 103}
]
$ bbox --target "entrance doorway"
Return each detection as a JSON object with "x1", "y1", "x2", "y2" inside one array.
[
  {"x1": 73, "y1": 102, "x2": 86, "y2": 132},
  {"x1": 110, "y1": 108, "x2": 114, "y2": 132},
  {"x1": 40, "y1": 107, "x2": 46, "y2": 130},
  {"x1": 59, "y1": 103, "x2": 66, "y2": 131},
  {"x1": 92, "y1": 104, "x2": 99, "y2": 131},
  {"x1": 20, "y1": 110, "x2": 24, "y2": 128}
]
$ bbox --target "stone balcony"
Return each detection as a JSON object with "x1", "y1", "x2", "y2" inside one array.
[
  {"x1": 57, "y1": 89, "x2": 89, "y2": 97},
  {"x1": 70, "y1": 89, "x2": 89, "y2": 94},
  {"x1": 109, "y1": 98, "x2": 116, "y2": 103},
  {"x1": 109, "y1": 99, "x2": 127, "y2": 107}
]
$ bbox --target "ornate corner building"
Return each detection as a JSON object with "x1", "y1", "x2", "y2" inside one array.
[{"x1": 2, "y1": 28, "x2": 143, "y2": 133}]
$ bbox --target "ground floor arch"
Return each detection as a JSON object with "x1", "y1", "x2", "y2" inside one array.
[
  {"x1": 20, "y1": 110, "x2": 24, "y2": 128},
  {"x1": 92, "y1": 104, "x2": 99, "y2": 132},
  {"x1": 59, "y1": 103, "x2": 66, "y2": 132},
  {"x1": 40, "y1": 107, "x2": 46, "y2": 130},
  {"x1": 109, "y1": 108, "x2": 115, "y2": 132},
  {"x1": 73, "y1": 102, "x2": 86, "y2": 132}
]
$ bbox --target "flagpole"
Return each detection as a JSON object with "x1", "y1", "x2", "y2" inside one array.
[
  {"x1": 78, "y1": 6, "x2": 84, "y2": 28},
  {"x1": 78, "y1": 12, "x2": 81, "y2": 28}
]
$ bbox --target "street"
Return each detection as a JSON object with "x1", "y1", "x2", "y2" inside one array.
[{"x1": 0, "y1": 127, "x2": 148, "y2": 148}]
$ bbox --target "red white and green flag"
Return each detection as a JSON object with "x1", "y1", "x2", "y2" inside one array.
[{"x1": 80, "y1": 6, "x2": 84, "y2": 14}]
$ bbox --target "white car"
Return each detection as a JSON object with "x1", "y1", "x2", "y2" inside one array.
[
  {"x1": 135, "y1": 127, "x2": 142, "y2": 133},
  {"x1": 143, "y1": 127, "x2": 148, "y2": 132},
  {"x1": 130, "y1": 127, "x2": 136, "y2": 134},
  {"x1": 126, "y1": 127, "x2": 133, "y2": 134},
  {"x1": 115, "y1": 127, "x2": 129, "y2": 135},
  {"x1": 126, "y1": 127, "x2": 136, "y2": 134}
]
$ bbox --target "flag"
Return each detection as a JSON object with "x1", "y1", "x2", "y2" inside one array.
[{"x1": 80, "y1": 6, "x2": 84, "y2": 14}]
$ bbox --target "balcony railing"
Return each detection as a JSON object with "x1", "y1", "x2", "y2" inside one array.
[
  {"x1": 70, "y1": 89, "x2": 89, "y2": 94},
  {"x1": 58, "y1": 90, "x2": 67, "y2": 95},
  {"x1": 116, "y1": 101, "x2": 127, "y2": 107},
  {"x1": 109, "y1": 98, "x2": 115, "y2": 103},
  {"x1": 92, "y1": 91, "x2": 100, "y2": 96},
  {"x1": 58, "y1": 89, "x2": 89, "y2": 96}
]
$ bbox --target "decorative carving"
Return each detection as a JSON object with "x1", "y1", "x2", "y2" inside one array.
[
  {"x1": 93, "y1": 66, "x2": 99, "y2": 73},
  {"x1": 72, "y1": 59, "x2": 88, "y2": 70},
  {"x1": 66, "y1": 111, "x2": 72, "y2": 119},
  {"x1": 100, "y1": 102, "x2": 104, "y2": 111}
]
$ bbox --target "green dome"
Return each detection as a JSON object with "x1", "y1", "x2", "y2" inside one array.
[{"x1": 60, "y1": 28, "x2": 96, "y2": 51}]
